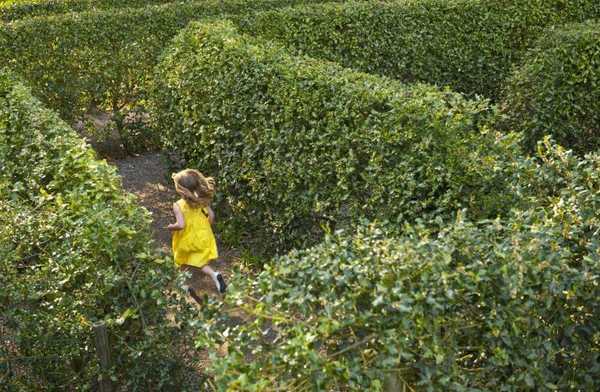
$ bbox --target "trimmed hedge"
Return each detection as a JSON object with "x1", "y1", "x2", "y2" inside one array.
[
  {"x1": 0, "y1": 0, "x2": 177, "y2": 22},
  {"x1": 0, "y1": 0, "x2": 336, "y2": 125},
  {"x1": 0, "y1": 69, "x2": 192, "y2": 389},
  {"x1": 196, "y1": 142, "x2": 600, "y2": 390},
  {"x1": 501, "y1": 20, "x2": 600, "y2": 154},
  {"x1": 153, "y1": 21, "x2": 524, "y2": 256},
  {"x1": 234, "y1": 0, "x2": 600, "y2": 100}
]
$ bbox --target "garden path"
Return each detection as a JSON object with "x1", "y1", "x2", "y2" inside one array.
[{"x1": 111, "y1": 152, "x2": 235, "y2": 297}]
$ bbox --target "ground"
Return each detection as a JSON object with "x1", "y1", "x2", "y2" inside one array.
[
  {"x1": 112, "y1": 152, "x2": 173, "y2": 249},
  {"x1": 111, "y1": 152, "x2": 239, "y2": 385},
  {"x1": 111, "y1": 151, "x2": 234, "y2": 296}
]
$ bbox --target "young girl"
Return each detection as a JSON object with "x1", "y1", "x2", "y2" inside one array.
[{"x1": 167, "y1": 169, "x2": 226, "y2": 303}]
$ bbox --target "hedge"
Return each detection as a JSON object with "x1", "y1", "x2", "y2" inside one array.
[
  {"x1": 0, "y1": 0, "x2": 337, "y2": 126},
  {"x1": 234, "y1": 0, "x2": 600, "y2": 100},
  {"x1": 0, "y1": 69, "x2": 194, "y2": 389},
  {"x1": 500, "y1": 20, "x2": 600, "y2": 154},
  {"x1": 0, "y1": 0, "x2": 178, "y2": 22},
  {"x1": 196, "y1": 142, "x2": 600, "y2": 390},
  {"x1": 153, "y1": 21, "x2": 524, "y2": 256}
]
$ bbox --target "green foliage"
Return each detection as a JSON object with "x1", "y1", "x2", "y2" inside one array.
[
  {"x1": 0, "y1": 0, "x2": 341, "y2": 148},
  {"x1": 0, "y1": 69, "x2": 195, "y2": 390},
  {"x1": 234, "y1": 0, "x2": 600, "y2": 100},
  {"x1": 196, "y1": 142, "x2": 600, "y2": 390},
  {"x1": 0, "y1": 0, "x2": 177, "y2": 22},
  {"x1": 500, "y1": 20, "x2": 600, "y2": 154},
  {"x1": 153, "y1": 21, "x2": 525, "y2": 257}
]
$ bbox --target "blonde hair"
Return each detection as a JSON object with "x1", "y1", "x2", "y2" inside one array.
[{"x1": 172, "y1": 169, "x2": 215, "y2": 208}]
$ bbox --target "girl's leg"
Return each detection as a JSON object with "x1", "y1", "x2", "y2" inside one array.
[
  {"x1": 201, "y1": 265, "x2": 226, "y2": 293},
  {"x1": 187, "y1": 287, "x2": 203, "y2": 305},
  {"x1": 181, "y1": 265, "x2": 204, "y2": 304}
]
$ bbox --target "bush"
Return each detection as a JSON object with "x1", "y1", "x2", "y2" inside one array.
[
  {"x1": 0, "y1": 69, "x2": 195, "y2": 390},
  {"x1": 0, "y1": 0, "x2": 178, "y2": 22},
  {"x1": 234, "y1": 0, "x2": 600, "y2": 100},
  {"x1": 0, "y1": 0, "x2": 339, "y2": 129},
  {"x1": 153, "y1": 20, "x2": 524, "y2": 256},
  {"x1": 500, "y1": 20, "x2": 600, "y2": 154},
  {"x1": 195, "y1": 142, "x2": 600, "y2": 390}
]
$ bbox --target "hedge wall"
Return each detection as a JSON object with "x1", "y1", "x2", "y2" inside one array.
[
  {"x1": 196, "y1": 142, "x2": 600, "y2": 390},
  {"x1": 153, "y1": 21, "x2": 524, "y2": 256},
  {"x1": 500, "y1": 20, "x2": 600, "y2": 154},
  {"x1": 0, "y1": 0, "x2": 336, "y2": 125},
  {"x1": 0, "y1": 0, "x2": 177, "y2": 22},
  {"x1": 0, "y1": 69, "x2": 192, "y2": 389},
  {"x1": 234, "y1": 0, "x2": 600, "y2": 100}
]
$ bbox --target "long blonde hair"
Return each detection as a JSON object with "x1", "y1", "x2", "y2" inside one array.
[{"x1": 172, "y1": 169, "x2": 215, "y2": 208}]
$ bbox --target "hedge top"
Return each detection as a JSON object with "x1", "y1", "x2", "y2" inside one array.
[
  {"x1": 197, "y1": 139, "x2": 600, "y2": 389},
  {"x1": 0, "y1": 0, "x2": 200, "y2": 22},
  {"x1": 0, "y1": 0, "x2": 345, "y2": 123},
  {"x1": 234, "y1": 0, "x2": 600, "y2": 99},
  {"x1": 500, "y1": 19, "x2": 600, "y2": 154}
]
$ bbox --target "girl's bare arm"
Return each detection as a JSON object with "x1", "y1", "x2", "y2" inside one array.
[
  {"x1": 167, "y1": 202, "x2": 185, "y2": 231},
  {"x1": 207, "y1": 206, "x2": 215, "y2": 225}
]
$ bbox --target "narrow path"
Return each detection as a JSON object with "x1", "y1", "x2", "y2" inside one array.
[
  {"x1": 111, "y1": 152, "x2": 234, "y2": 296},
  {"x1": 110, "y1": 152, "x2": 224, "y2": 385},
  {"x1": 112, "y1": 152, "x2": 173, "y2": 250}
]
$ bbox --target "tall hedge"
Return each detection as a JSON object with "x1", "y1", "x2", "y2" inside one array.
[
  {"x1": 0, "y1": 0, "x2": 336, "y2": 124},
  {"x1": 0, "y1": 0, "x2": 177, "y2": 22},
  {"x1": 234, "y1": 0, "x2": 600, "y2": 100},
  {"x1": 196, "y1": 142, "x2": 600, "y2": 390},
  {"x1": 500, "y1": 20, "x2": 600, "y2": 154},
  {"x1": 153, "y1": 21, "x2": 524, "y2": 256},
  {"x1": 0, "y1": 69, "x2": 193, "y2": 390}
]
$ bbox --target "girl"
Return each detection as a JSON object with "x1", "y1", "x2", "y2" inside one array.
[{"x1": 167, "y1": 169, "x2": 226, "y2": 303}]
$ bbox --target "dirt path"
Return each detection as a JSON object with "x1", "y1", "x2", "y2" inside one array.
[
  {"x1": 111, "y1": 152, "x2": 244, "y2": 385},
  {"x1": 111, "y1": 152, "x2": 234, "y2": 296},
  {"x1": 112, "y1": 152, "x2": 173, "y2": 249}
]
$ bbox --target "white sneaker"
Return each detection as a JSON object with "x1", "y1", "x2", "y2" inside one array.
[{"x1": 215, "y1": 273, "x2": 227, "y2": 294}]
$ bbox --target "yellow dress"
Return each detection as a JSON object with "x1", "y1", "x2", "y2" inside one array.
[{"x1": 172, "y1": 199, "x2": 218, "y2": 268}]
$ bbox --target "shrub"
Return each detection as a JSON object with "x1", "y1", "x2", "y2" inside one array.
[
  {"x1": 500, "y1": 20, "x2": 600, "y2": 154},
  {"x1": 195, "y1": 142, "x2": 600, "y2": 390},
  {"x1": 0, "y1": 0, "x2": 177, "y2": 22},
  {"x1": 0, "y1": 0, "x2": 339, "y2": 129},
  {"x1": 234, "y1": 0, "x2": 600, "y2": 100},
  {"x1": 0, "y1": 69, "x2": 195, "y2": 390},
  {"x1": 153, "y1": 20, "x2": 524, "y2": 256}
]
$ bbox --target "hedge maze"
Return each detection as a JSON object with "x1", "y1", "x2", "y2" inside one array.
[
  {"x1": 154, "y1": 20, "x2": 523, "y2": 255},
  {"x1": 234, "y1": 0, "x2": 600, "y2": 99},
  {"x1": 2, "y1": 0, "x2": 600, "y2": 390},
  {"x1": 501, "y1": 19, "x2": 600, "y2": 153},
  {"x1": 0, "y1": 69, "x2": 187, "y2": 389}
]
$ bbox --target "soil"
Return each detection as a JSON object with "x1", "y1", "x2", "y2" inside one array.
[
  {"x1": 110, "y1": 152, "x2": 235, "y2": 296},
  {"x1": 111, "y1": 152, "x2": 239, "y2": 388},
  {"x1": 76, "y1": 106, "x2": 243, "y2": 384},
  {"x1": 112, "y1": 152, "x2": 173, "y2": 249}
]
